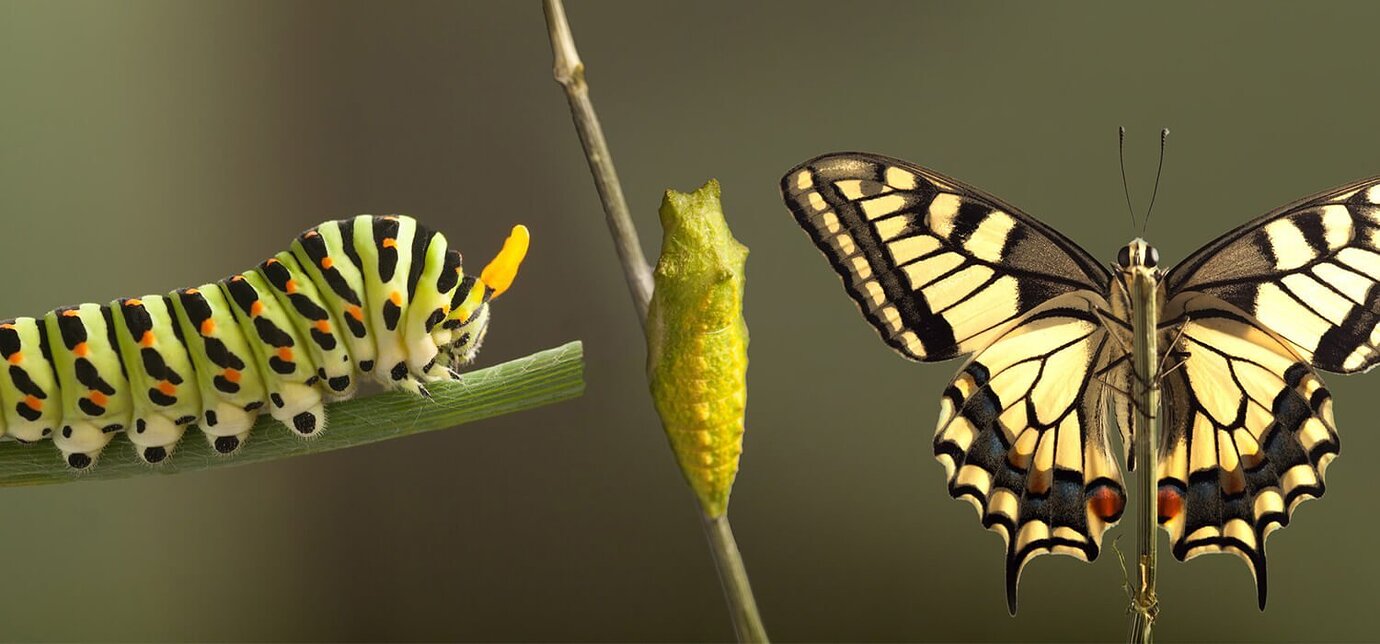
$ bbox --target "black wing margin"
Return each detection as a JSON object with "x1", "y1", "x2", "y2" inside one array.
[
  {"x1": 782, "y1": 153, "x2": 1111, "y2": 362},
  {"x1": 1165, "y1": 176, "x2": 1380, "y2": 373}
]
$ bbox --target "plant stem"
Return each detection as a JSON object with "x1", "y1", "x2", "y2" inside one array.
[
  {"x1": 541, "y1": 3, "x2": 767, "y2": 641},
  {"x1": 0, "y1": 341, "x2": 584, "y2": 486},
  {"x1": 1128, "y1": 268, "x2": 1160, "y2": 642},
  {"x1": 704, "y1": 513, "x2": 769, "y2": 643},
  {"x1": 542, "y1": 0, "x2": 652, "y2": 323}
]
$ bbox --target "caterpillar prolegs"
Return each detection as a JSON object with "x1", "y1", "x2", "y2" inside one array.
[{"x1": 0, "y1": 215, "x2": 529, "y2": 470}]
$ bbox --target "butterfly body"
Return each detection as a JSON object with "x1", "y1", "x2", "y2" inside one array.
[{"x1": 782, "y1": 152, "x2": 1358, "y2": 613}]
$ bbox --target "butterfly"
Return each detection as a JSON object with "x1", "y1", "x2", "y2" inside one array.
[{"x1": 780, "y1": 151, "x2": 1376, "y2": 613}]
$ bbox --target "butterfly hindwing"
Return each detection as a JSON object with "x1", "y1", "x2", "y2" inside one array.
[
  {"x1": 1166, "y1": 177, "x2": 1380, "y2": 373},
  {"x1": 782, "y1": 153, "x2": 1111, "y2": 362},
  {"x1": 1158, "y1": 293, "x2": 1339, "y2": 609},
  {"x1": 934, "y1": 292, "x2": 1127, "y2": 613}
]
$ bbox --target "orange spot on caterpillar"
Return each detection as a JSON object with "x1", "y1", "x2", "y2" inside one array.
[
  {"x1": 265, "y1": 257, "x2": 279, "y2": 265},
  {"x1": 200, "y1": 319, "x2": 216, "y2": 335},
  {"x1": 0, "y1": 323, "x2": 13, "y2": 330},
  {"x1": 1089, "y1": 485, "x2": 1125, "y2": 523},
  {"x1": 313, "y1": 320, "x2": 331, "y2": 333},
  {"x1": 382, "y1": 238, "x2": 397, "y2": 249},
  {"x1": 7, "y1": 352, "x2": 21, "y2": 365},
  {"x1": 389, "y1": 291, "x2": 402, "y2": 306},
  {"x1": 62, "y1": 309, "x2": 80, "y2": 317},
  {"x1": 224, "y1": 369, "x2": 241, "y2": 383},
  {"x1": 158, "y1": 381, "x2": 177, "y2": 396},
  {"x1": 305, "y1": 230, "x2": 320, "y2": 239},
  {"x1": 73, "y1": 342, "x2": 89, "y2": 357},
  {"x1": 89, "y1": 391, "x2": 108, "y2": 407},
  {"x1": 285, "y1": 279, "x2": 298, "y2": 294},
  {"x1": 140, "y1": 331, "x2": 155, "y2": 347},
  {"x1": 125, "y1": 299, "x2": 143, "y2": 307},
  {"x1": 321, "y1": 257, "x2": 334, "y2": 269},
  {"x1": 276, "y1": 347, "x2": 293, "y2": 361},
  {"x1": 347, "y1": 305, "x2": 364, "y2": 321},
  {"x1": 23, "y1": 395, "x2": 41, "y2": 411},
  {"x1": 186, "y1": 288, "x2": 200, "y2": 295},
  {"x1": 1158, "y1": 485, "x2": 1184, "y2": 523},
  {"x1": 250, "y1": 301, "x2": 265, "y2": 316},
  {"x1": 231, "y1": 275, "x2": 245, "y2": 282}
]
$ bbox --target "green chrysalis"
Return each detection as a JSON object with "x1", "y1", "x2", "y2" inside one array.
[{"x1": 647, "y1": 179, "x2": 750, "y2": 519}]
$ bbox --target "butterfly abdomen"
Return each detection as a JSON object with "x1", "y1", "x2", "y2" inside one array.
[{"x1": 0, "y1": 215, "x2": 529, "y2": 469}]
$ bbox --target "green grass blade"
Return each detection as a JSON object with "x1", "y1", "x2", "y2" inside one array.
[{"x1": 0, "y1": 341, "x2": 584, "y2": 487}]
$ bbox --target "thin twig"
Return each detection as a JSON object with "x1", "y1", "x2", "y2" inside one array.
[
  {"x1": 541, "y1": 2, "x2": 767, "y2": 641},
  {"x1": 704, "y1": 514, "x2": 769, "y2": 642},
  {"x1": 542, "y1": 0, "x2": 653, "y2": 322}
]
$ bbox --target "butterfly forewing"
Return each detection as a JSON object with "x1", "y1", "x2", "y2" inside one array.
[
  {"x1": 782, "y1": 153, "x2": 1110, "y2": 362},
  {"x1": 1166, "y1": 176, "x2": 1380, "y2": 372}
]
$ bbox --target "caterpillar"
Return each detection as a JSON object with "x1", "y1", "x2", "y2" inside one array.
[{"x1": 0, "y1": 215, "x2": 529, "y2": 470}]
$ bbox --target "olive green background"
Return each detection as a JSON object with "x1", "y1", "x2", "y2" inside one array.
[{"x1": 2, "y1": 1, "x2": 1377, "y2": 641}]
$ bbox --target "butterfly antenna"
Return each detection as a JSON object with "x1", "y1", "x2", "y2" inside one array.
[
  {"x1": 1141, "y1": 128, "x2": 1170, "y2": 234},
  {"x1": 1119, "y1": 126, "x2": 1138, "y2": 231}
]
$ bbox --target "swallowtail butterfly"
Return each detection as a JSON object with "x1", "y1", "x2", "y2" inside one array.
[
  {"x1": 0, "y1": 215, "x2": 528, "y2": 470},
  {"x1": 781, "y1": 152, "x2": 1374, "y2": 612}
]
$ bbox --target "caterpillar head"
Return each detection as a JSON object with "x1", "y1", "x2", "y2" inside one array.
[{"x1": 434, "y1": 225, "x2": 528, "y2": 369}]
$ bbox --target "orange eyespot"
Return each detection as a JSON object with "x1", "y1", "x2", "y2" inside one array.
[
  {"x1": 23, "y1": 395, "x2": 41, "y2": 411},
  {"x1": 276, "y1": 347, "x2": 293, "y2": 362},
  {"x1": 389, "y1": 292, "x2": 402, "y2": 306},
  {"x1": 186, "y1": 288, "x2": 200, "y2": 295},
  {"x1": 321, "y1": 257, "x2": 334, "y2": 269},
  {"x1": 125, "y1": 299, "x2": 143, "y2": 307},
  {"x1": 382, "y1": 238, "x2": 397, "y2": 249},
  {"x1": 224, "y1": 369, "x2": 241, "y2": 383},
  {"x1": 265, "y1": 257, "x2": 279, "y2": 266},
  {"x1": 61, "y1": 309, "x2": 80, "y2": 317},
  {"x1": 313, "y1": 320, "x2": 331, "y2": 333},
  {"x1": 88, "y1": 391, "x2": 108, "y2": 407},
  {"x1": 7, "y1": 352, "x2": 22, "y2": 365},
  {"x1": 285, "y1": 279, "x2": 298, "y2": 294},
  {"x1": 304, "y1": 230, "x2": 320, "y2": 239},
  {"x1": 1089, "y1": 485, "x2": 1125, "y2": 522},
  {"x1": 200, "y1": 319, "x2": 216, "y2": 335},
  {"x1": 250, "y1": 301, "x2": 265, "y2": 316},
  {"x1": 347, "y1": 305, "x2": 364, "y2": 321},
  {"x1": 140, "y1": 331, "x2": 155, "y2": 347},
  {"x1": 73, "y1": 342, "x2": 89, "y2": 357},
  {"x1": 158, "y1": 381, "x2": 177, "y2": 396},
  {"x1": 1158, "y1": 485, "x2": 1184, "y2": 523},
  {"x1": 230, "y1": 275, "x2": 244, "y2": 282}
]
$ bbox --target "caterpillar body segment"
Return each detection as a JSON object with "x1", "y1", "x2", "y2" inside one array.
[
  {"x1": 172, "y1": 284, "x2": 268, "y2": 454},
  {"x1": 109, "y1": 296, "x2": 202, "y2": 464},
  {"x1": 47, "y1": 304, "x2": 132, "y2": 468},
  {"x1": 258, "y1": 252, "x2": 358, "y2": 401},
  {"x1": 290, "y1": 220, "x2": 378, "y2": 380},
  {"x1": 0, "y1": 215, "x2": 528, "y2": 469},
  {"x1": 221, "y1": 270, "x2": 326, "y2": 438},
  {"x1": 354, "y1": 215, "x2": 424, "y2": 394},
  {"x1": 0, "y1": 318, "x2": 60, "y2": 443}
]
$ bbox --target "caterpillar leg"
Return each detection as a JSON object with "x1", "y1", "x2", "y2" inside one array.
[
  {"x1": 198, "y1": 401, "x2": 257, "y2": 455},
  {"x1": 129, "y1": 414, "x2": 189, "y2": 464},
  {"x1": 267, "y1": 382, "x2": 326, "y2": 437},
  {"x1": 52, "y1": 419, "x2": 114, "y2": 470}
]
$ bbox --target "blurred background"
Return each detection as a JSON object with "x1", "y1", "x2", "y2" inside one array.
[{"x1": 2, "y1": 1, "x2": 1378, "y2": 641}]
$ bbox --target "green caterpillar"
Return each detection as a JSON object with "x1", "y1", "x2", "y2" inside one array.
[{"x1": 0, "y1": 215, "x2": 529, "y2": 470}]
